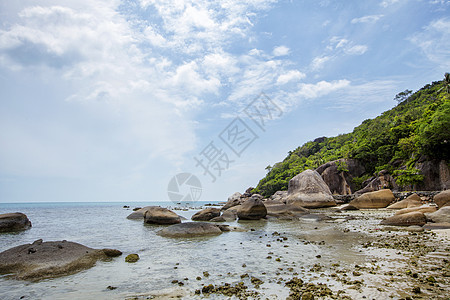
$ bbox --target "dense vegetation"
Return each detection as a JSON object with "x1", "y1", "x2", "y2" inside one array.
[{"x1": 254, "y1": 77, "x2": 450, "y2": 197}]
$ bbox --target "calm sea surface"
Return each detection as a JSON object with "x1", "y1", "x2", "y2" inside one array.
[{"x1": 0, "y1": 202, "x2": 372, "y2": 299}]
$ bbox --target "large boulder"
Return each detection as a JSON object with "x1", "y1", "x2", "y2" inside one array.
[
  {"x1": 221, "y1": 208, "x2": 238, "y2": 221},
  {"x1": 127, "y1": 206, "x2": 157, "y2": 219},
  {"x1": 221, "y1": 192, "x2": 242, "y2": 211},
  {"x1": 425, "y1": 206, "x2": 450, "y2": 223},
  {"x1": 144, "y1": 207, "x2": 181, "y2": 225},
  {"x1": 395, "y1": 205, "x2": 437, "y2": 215},
  {"x1": 157, "y1": 222, "x2": 223, "y2": 238},
  {"x1": 433, "y1": 189, "x2": 450, "y2": 208},
  {"x1": 237, "y1": 196, "x2": 267, "y2": 220},
  {"x1": 316, "y1": 159, "x2": 365, "y2": 195},
  {"x1": 0, "y1": 213, "x2": 32, "y2": 233},
  {"x1": 285, "y1": 169, "x2": 336, "y2": 208},
  {"x1": 0, "y1": 239, "x2": 121, "y2": 280},
  {"x1": 191, "y1": 208, "x2": 220, "y2": 221},
  {"x1": 387, "y1": 194, "x2": 422, "y2": 209},
  {"x1": 380, "y1": 211, "x2": 427, "y2": 226},
  {"x1": 265, "y1": 201, "x2": 309, "y2": 218},
  {"x1": 349, "y1": 189, "x2": 394, "y2": 209}
]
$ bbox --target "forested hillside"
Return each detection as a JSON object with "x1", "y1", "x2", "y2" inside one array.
[{"x1": 254, "y1": 77, "x2": 450, "y2": 197}]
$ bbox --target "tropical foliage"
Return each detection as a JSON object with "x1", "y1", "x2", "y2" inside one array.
[{"x1": 254, "y1": 78, "x2": 450, "y2": 197}]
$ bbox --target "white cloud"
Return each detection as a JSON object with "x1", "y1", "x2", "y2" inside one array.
[
  {"x1": 137, "y1": 0, "x2": 276, "y2": 54},
  {"x1": 380, "y1": 0, "x2": 400, "y2": 7},
  {"x1": 409, "y1": 17, "x2": 450, "y2": 69},
  {"x1": 351, "y1": 14, "x2": 384, "y2": 24},
  {"x1": 276, "y1": 70, "x2": 306, "y2": 85},
  {"x1": 310, "y1": 56, "x2": 331, "y2": 71},
  {"x1": 345, "y1": 44, "x2": 368, "y2": 55},
  {"x1": 296, "y1": 80, "x2": 350, "y2": 99},
  {"x1": 273, "y1": 45, "x2": 290, "y2": 56}
]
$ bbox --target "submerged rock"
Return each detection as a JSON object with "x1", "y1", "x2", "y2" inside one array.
[
  {"x1": 143, "y1": 207, "x2": 181, "y2": 225},
  {"x1": 157, "y1": 222, "x2": 222, "y2": 238},
  {"x1": 0, "y1": 240, "x2": 121, "y2": 280},
  {"x1": 191, "y1": 208, "x2": 220, "y2": 221},
  {"x1": 285, "y1": 169, "x2": 336, "y2": 208},
  {"x1": 237, "y1": 195, "x2": 267, "y2": 220},
  {"x1": 387, "y1": 194, "x2": 422, "y2": 209},
  {"x1": 380, "y1": 211, "x2": 426, "y2": 226},
  {"x1": 265, "y1": 201, "x2": 309, "y2": 218},
  {"x1": 0, "y1": 213, "x2": 32, "y2": 233},
  {"x1": 349, "y1": 189, "x2": 394, "y2": 209}
]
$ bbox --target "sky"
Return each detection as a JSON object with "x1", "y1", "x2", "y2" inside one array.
[{"x1": 0, "y1": 0, "x2": 449, "y2": 203}]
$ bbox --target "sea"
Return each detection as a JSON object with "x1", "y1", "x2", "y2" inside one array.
[{"x1": 0, "y1": 201, "x2": 373, "y2": 299}]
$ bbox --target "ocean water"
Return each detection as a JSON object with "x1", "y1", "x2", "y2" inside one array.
[{"x1": 0, "y1": 202, "x2": 373, "y2": 299}]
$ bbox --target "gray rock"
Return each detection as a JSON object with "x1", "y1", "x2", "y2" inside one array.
[
  {"x1": 356, "y1": 171, "x2": 398, "y2": 194},
  {"x1": 237, "y1": 196, "x2": 267, "y2": 220},
  {"x1": 270, "y1": 191, "x2": 288, "y2": 202},
  {"x1": 221, "y1": 208, "x2": 238, "y2": 221},
  {"x1": 144, "y1": 207, "x2": 181, "y2": 225},
  {"x1": 191, "y1": 208, "x2": 220, "y2": 221},
  {"x1": 157, "y1": 222, "x2": 223, "y2": 238},
  {"x1": 0, "y1": 213, "x2": 32, "y2": 233},
  {"x1": 0, "y1": 240, "x2": 121, "y2": 280},
  {"x1": 221, "y1": 192, "x2": 242, "y2": 211},
  {"x1": 349, "y1": 189, "x2": 394, "y2": 209},
  {"x1": 316, "y1": 159, "x2": 365, "y2": 195},
  {"x1": 425, "y1": 206, "x2": 450, "y2": 223},
  {"x1": 285, "y1": 169, "x2": 336, "y2": 208}
]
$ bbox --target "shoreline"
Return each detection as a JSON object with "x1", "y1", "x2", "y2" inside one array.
[{"x1": 125, "y1": 207, "x2": 450, "y2": 300}]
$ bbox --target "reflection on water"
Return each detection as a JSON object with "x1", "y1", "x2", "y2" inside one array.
[{"x1": 0, "y1": 203, "x2": 372, "y2": 299}]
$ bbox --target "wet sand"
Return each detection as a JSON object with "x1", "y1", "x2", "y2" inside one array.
[{"x1": 128, "y1": 208, "x2": 449, "y2": 300}]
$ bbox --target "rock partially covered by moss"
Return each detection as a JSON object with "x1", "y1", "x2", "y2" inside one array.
[
  {"x1": 125, "y1": 254, "x2": 139, "y2": 263},
  {"x1": 0, "y1": 239, "x2": 121, "y2": 280}
]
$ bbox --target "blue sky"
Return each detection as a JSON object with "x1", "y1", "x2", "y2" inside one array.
[{"x1": 0, "y1": 0, "x2": 449, "y2": 203}]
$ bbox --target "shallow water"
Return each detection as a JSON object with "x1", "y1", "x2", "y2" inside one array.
[{"x1": 0, "y1": 202, "x2": 383, "y2": 299}]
